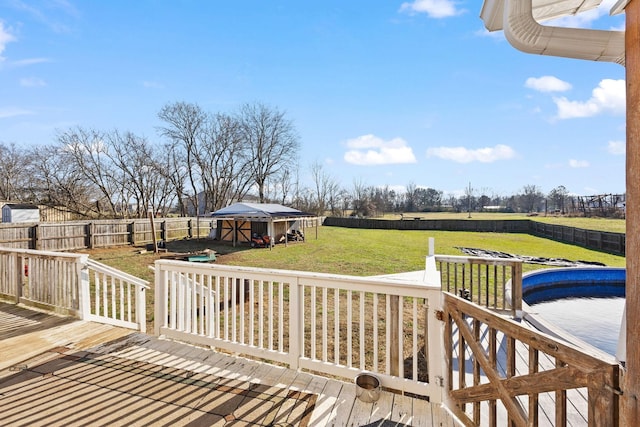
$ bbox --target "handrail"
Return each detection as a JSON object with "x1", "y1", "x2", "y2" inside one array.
[{"x1": 87, "y1": 259, "x2": 150, "y2": 289}]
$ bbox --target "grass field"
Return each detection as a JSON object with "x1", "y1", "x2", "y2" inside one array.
[{"x1": 84, "y1": 224, "x2": 626, "y2": 284}]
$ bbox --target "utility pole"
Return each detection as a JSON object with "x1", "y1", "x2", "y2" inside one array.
[{"x1": 467, "y1": 182, "x2": 472, "y2": 218}]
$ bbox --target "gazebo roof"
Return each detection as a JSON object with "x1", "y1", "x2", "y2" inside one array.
[{"x1": 210, "y1": 203, "x2": 313, "y2": 219}]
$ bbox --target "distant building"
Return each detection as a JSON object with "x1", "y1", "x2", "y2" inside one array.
[{"x1": 2, "y1": 204, "x2": 40, "y2": 223}]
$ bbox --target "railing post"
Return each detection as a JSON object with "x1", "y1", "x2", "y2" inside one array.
[
  {"x1": 390, "y1": 295, "x2": 400, "y2": 376},
  {"x1": 588, "y1": 366, "x2": 620, "y2": 426},
  {"x1": 429, "y1": 278, "x2": 445, "y2": 404},
  {"x1": 77, "y1": 254, "x2": 90, "y2": 320},
  {"x1": 289, "y1": 277, "x2": 302, "y2": 370},
  {"x1": 137, "y1": 286, "x2": 146, "y2": 333},
  {"x1": 511, "y1": 262, "x2": 523, "y2": 318},
  {"x1": 154, "y1": 261, "x2": 166, "y2": 337},
  {"x1": 14, "y1": 252, "x2": 23, "y2": 302}
]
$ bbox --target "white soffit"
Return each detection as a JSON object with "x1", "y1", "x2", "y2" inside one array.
[
  {"x1": 481, "y1": 0, "x2": 603, "y2": 31},
  {"x1": 611, "y1": 0, "x2": 630, "y2": 15}
]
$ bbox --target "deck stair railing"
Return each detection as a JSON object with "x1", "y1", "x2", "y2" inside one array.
[
  {"x1": 444, "y1": 293, "x2": 620, "y2": 427},
  {"x1": 154, "y1": 259, "x2": 445, "y2": 401},
  {"x1": 85, "y1": 259, "x2": 149, "y2": 333},
  {"x1": 434, "y1": 254, "x2": 621, "y2": 426},
  {"x1": 0, "y1": 248, "x2": 147, "y2": 332}
]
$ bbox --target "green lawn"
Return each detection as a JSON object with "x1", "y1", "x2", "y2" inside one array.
[
  {"x1": 220, "y1": 227, "x2": 625, "y2": 274},
  {"x1": 87, "y1": 225, "x2": 626, "y2": 281}
]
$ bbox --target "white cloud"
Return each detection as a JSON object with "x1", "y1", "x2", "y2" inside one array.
[
  {"x1": 0, "y1": 107, "x2": 33, "y2": 118},
  {"x1": 20, "y1": 77, "x2": 46, "y2": 87},
  {"x1": 569, "y1": 159, "x2": 590, "y2": 168},
  {"x1": 525, "y1": 76, "x2": 572, "y2": 93},
  {"x1": 344, "y1": 134, "x2": 417, "y2": 165},
  {"x1": 426, "y1": 144, "x2": 515, "y2": 163},
  {"x1": 143, "y1": 80, "x2": 164, "y2": 89},
  {"x1": 399, "y1": 0, "x2": 463, "y2": 18},
  {"x1": 607, "y1": 140, "x2": 625, "y2": 155},
  {"x1": 9, "y1": 58, "x2": 50, "y2": 67},
  {"x1": 554, "y1": 79, "x2": 625, "y2": 119},
  {"x1": 0, "y1": 22, "x2": 16, "y2": 60}
]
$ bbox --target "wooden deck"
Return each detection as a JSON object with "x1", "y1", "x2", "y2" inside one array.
[{"x1": 0, "y1": 302, "x2": 460, "y2": 426}]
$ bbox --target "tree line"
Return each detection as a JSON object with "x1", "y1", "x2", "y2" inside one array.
[
  {"x1": 2, "y1": 101, "x2": 624, "y2": 219},
  {"x1": 4, "y1": 101, "x2": 300, "y2": 219}
]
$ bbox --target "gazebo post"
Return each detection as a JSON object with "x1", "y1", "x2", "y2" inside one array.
[{"x1": 624, "y1": 1, "x2": 640, "y2": 423}]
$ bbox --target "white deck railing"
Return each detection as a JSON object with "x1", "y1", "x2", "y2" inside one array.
[
  {"x1": 154, "y1": 259, "x2": 445, "y2": 401},
  {"x1": 85, "y1": 259, "x2": 149, "y2": 333},
  {"x1": 0, "y1": 248, "x2": 147, "y2": 332}
]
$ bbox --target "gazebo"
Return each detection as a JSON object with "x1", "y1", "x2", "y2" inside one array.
[{"x1": 210, "y1": 202, "x2": 316, "y2": 247}]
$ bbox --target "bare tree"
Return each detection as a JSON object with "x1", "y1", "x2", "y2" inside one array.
[
  {"x1": 106, "y1": 130, "x2": 175, "y2": 217},
  {"x1": 238, "y1": 102, "x2": 300, "y2": 203},
  {"x1": 160, "y1": 141, "x2": 189, "y2": 216},
  {"x1": 548, "y1": 185, "x2": 569, "y2": 214},
  {"x1": 158, "y1": 102, "x2": 207, "y2": 215},
  {"x1": 310, "y1": 161, "x2": 340, "y2": 215},
  {"x1": 56, "y1": 127, "x2": 125, "y2": 217},
  {"x1": 519, "y1": 184, "x2": 544, "y2": 213},
  {"x1": 28, "y1": 144, "x2": 97, "y2": 217},
  {"x1": 0, "y1": 143, "x2": 31, "y2": 201}
]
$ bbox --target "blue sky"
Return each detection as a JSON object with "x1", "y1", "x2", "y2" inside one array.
[{"x1": 0, "y1": 0, "x2": 627, "y2": 199}]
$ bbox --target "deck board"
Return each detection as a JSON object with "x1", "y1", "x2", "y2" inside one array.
[{"x1": 0, "y1": 301, "x2": 460, "y2": 426}]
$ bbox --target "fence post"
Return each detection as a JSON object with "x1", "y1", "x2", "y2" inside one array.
[
  {"x1": 129, "y1": 221, "x2": 136, "y2": 246},
  {"x1": 85, "y1": 223, "x2": 94, "y2": 249},
  {"x1": 32, "y1": 224, "x2": 40, "y2": 250},
  {"x1": 187, "y1": 219, "x2": 193, "y2": 239},
  {"x1": 161, "y1": 220, "x2": 167, "y2": 243},
  {"x1": 77, "y1": 254, "x2": 90, "y2": 320}
]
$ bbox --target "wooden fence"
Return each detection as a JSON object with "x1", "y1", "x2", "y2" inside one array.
[
  {"x1": 529, "y1": 222, "x2": 625, "y2": 256},
  {"x1": 324, "y1": 217, "x2": 626, "y2": 256},
  {"x1": 0, "y1": 217, "x2": 216, "y2": 251}
]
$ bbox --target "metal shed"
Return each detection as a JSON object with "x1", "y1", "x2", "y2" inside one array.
[{"x1": 1, "y1": 204, "x2": 40, "y2": 223}]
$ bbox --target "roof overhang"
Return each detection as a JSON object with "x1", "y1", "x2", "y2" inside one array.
[
  {"x1": 611, "y1": 0, "x2": 630, "y2": 15},
  {"x1": 480, "y1": 0, "x2": 625, "y2": 66},
  {"x1": 481, "y1": 0, "x2": 602, "y2": 31}
]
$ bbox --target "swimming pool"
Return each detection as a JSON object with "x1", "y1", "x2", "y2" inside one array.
[{"x1": 521, "y1": 267, "x2": 625, "y2": 358}]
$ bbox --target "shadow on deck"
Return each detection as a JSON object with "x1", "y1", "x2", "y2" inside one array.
[{"x1": 0, "y1": 302, "x2": 460, "y2": 427}]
